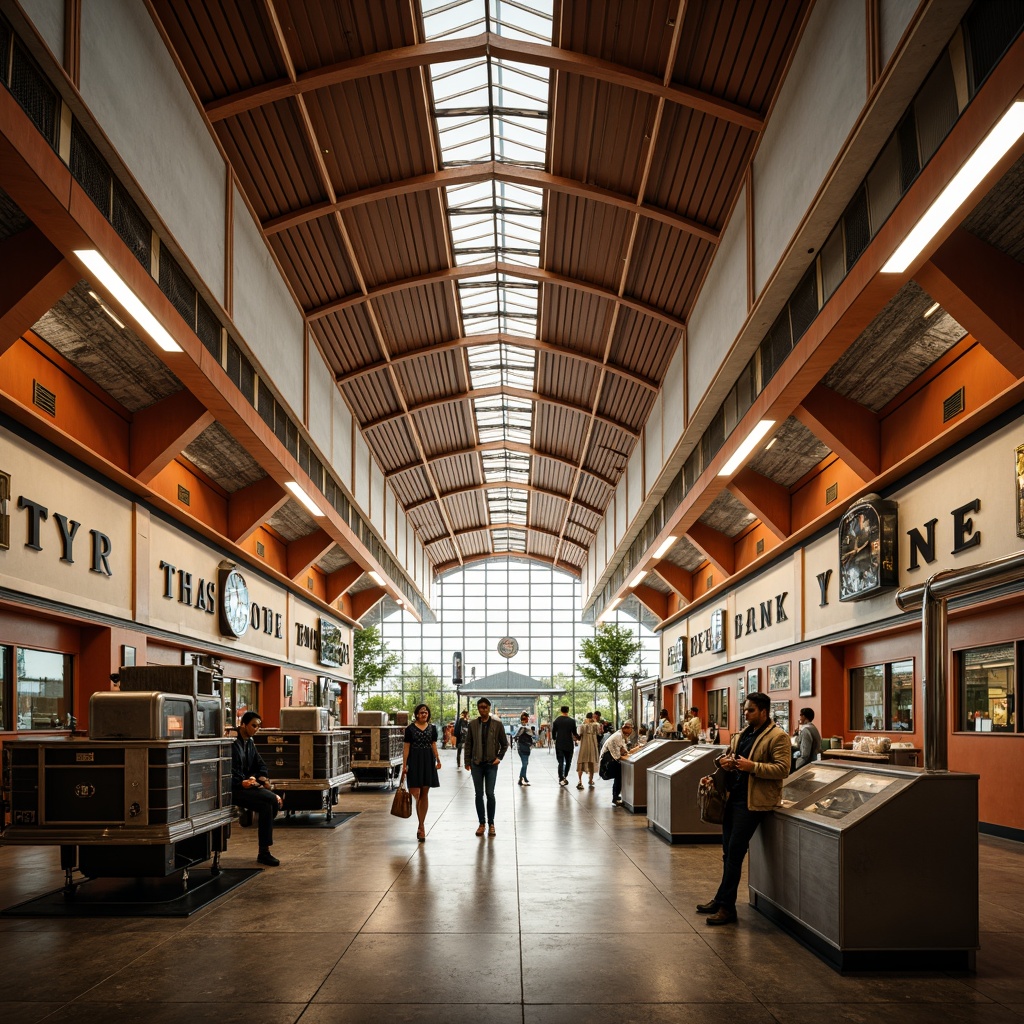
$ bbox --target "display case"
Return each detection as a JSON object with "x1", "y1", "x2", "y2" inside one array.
[
  {"x1": 647, "y1": 744, "x2": 722, "y2": 843},
  {"x1": 338, "y1": 726, "x2": 404, "y2": 789},
  {"x1": 620, "y1": 739, "x2": 689, "y2": 813},
  {"x1": 254, "y1": 730, "x2": 352, "y2": 820},
  {"x1": 748, "y1": 763, "x2": 979, "y2": 970}
]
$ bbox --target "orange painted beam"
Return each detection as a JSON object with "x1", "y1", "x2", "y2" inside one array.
[
  {"x1": 130, "y1": 391, "x2": 214, "y2": 484},
  {"x1": 632, "y1": 582, "x2": 669, "y2": 621},
  {"x1": 652, "y1": 560, "x2": 693, "y2": 603},
  {"x1": 915, "y1": 227, "x2": 1024, "y2": 378},
  {"x1": 326, "y1": 563, "x2": 365, "y2": 604},
  {"x1": 286, "y1": 528, "x2": 335, "y2": 581},
  {"x1": 686, "y1": 522, "x2": 735, "y2": 577},
  {"x1": 349, "y1": 586, "x2": 386, "y2": 620},
  {"x1": 727, "y1": 467, "x2": 791, "y2": 541},
  {"x1": 0, "y1": 226, "x2": 79, "y2": 355},
  {"x1": 794, "y1": 384, "x2": 880, "y2": 481},
  {"x1": 228, "y1": 477, "x2": 289, "y2": 544}
]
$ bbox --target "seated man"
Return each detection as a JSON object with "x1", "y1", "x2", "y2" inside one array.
[{"x1": 232, "y1": 711, "x2": 283, "y2": 866}]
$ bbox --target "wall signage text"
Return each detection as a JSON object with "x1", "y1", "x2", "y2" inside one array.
[{"x1": 15, "y1": 494, "x2": 113, "y2": 575}]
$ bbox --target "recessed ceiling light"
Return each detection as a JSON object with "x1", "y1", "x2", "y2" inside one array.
[
  {"x1": 284, "y1": 481, "x2": 324, "y2": 516},
  {"x1": 368, "y1": 570, "x2": 384, "y2": 586},
  {"x1": 719, "y1": 420, "x2": 775, "y2": 476},
  {"x1": 629, "y1": 570, "x2": 648, "y2": 588},
  {"x1": 653, "y1": 536, "x2": 676, "y2": 559}
]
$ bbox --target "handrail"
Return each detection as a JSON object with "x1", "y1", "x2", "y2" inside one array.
[{"x1": 895, "y1": 550, "x2": 1024, "y2": 771}]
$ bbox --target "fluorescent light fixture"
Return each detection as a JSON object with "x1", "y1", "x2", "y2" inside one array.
[
  {"x1": 719, "y1": 420, "x2": 775, "y2": 476},
  {"x1": 765, "y1": 436, "x2": 777, "y2": 450},
  {"x1": 653, "y1": 536, "x2": 676, "y2": 560},
  {"x1": 882, "y1": 101, "x2": 1024, "y2": 273},
  {"x1": 73, "y1": 249, "x2": 182, "y2": 352},
  {"x1": 396, "y1": 598, "x2": 404, "y2": 606},
  {"x1": 923, "y1": 301, "x2": 941, "y2": 318},
  {"x1": 368, "y1": 570, "x2": 384, "y2": 586},
  {"x1": 87, "y1": 289, "x2": 125, "y2": 328},
  {"x1": 285, "y1": 481, "x2": 325, "y2": 516},
  {"x1": 629, "y1": 570, "x2": 648, "y2": 588}
]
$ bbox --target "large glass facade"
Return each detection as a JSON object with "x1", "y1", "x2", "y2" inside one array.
[{"x1": 361, "y1": 559, "x2": 660, "y2": 726}]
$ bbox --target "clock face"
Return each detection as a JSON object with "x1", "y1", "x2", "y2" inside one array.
[
  {"x1": 497, "y1": 636, "x2": 519, "y2": 659},
  {"x1": 221, "y1": 568, "x2": 251, "y2": 637}
]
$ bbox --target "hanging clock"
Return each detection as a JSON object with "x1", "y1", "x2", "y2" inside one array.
[
  {"x1": 838, "y1": 496, "x2": 899, "y2": 602},
  {"x1": 218, "y1": 562, "x2": 251, "y2": 637}
]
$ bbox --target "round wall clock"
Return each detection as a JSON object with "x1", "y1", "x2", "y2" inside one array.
[
  {"x1": 218, "y1": 564, "x2": 251, "y2": 637},
  {"x1": 497, "y1": 636, "x2": 519, "y2": 659}
]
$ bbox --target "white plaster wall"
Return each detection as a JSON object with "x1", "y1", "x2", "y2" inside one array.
[
  {"x1": 369, "y1": 460, "x2": 384, "y2": 535},
  {"x1": 644, "y1": 395, "x2": 663, "y2": 492},
  {"x1": 80, "y1": 2, "x2": 226, "y2": 305},
  {"x1": 881, "y1": 0, "x2": 921, "y2": 67},
  {"x1": 308, "y1": 338, "x2": 334, "y2": 461},
  {"x1": 660, "y1": 344, "x2": 685, "y2": 483},
  {"x1": 753, "y1": 0, "x2": 865, "y2": 294},
  {"x1": 232, "y1": 193, "x2": 304, "y2": 416},
  {"x1": 353, "y1": 431, "x2": 370, "y2": 513},
  {"x1": 686, "y1": 186, "x2": 747, "y2": 412},
  {"x1": 332, "y1": 392, "x2": 353, "y2": 491},
  {"x1": 627, "y1": 440, "x2": 643, "y2": 524},
  {"x1": 385, "y1": 488, "x2": 396, "y2": 543},
  {"x1": 20, "y1": 0, "x2": 63, "y2": 60},
  {"x1": 615, "y1": 478, "x2": 627, "y2": 544}
]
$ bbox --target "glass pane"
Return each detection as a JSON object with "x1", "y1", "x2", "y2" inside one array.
[
  {"x1": 850, "y1": 664, "x2": 885, "y2": 731},
  {"x1": 889, "y1": 659, "x2": 915, "y2": 731},
  {"x1": 0, "y1": 645, "x2": 8, "y2": 730},
  {"x1": 234, "y1": 680, "x2": 258, "y2": 729},
  {"x1": 960, "y1": 643, "x2": 1015, "y2": 732},
  {"x1": 16, "y1": 648, "x2": 70, "y2": 730}
]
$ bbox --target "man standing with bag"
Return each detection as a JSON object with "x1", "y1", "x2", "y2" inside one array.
[
  {"x1": 697, "y1": 691, "x2": 789, "y2": 926},
  {"x1": 464, "y1": 698, "x2": 509, "y2": 837}
]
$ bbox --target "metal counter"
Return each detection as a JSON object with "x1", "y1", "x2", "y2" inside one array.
[
  {"x1": 621, "y1": 739, "x2": 689, "y2": 813},
  {"x1": 647, "y1": 744, "x2": 722, "y2": 843},
  {"x1": 748, "y1": 762, "x2": 979, "y2": 970}
]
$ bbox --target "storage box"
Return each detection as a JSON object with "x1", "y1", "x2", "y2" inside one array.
[
  {"x1": 116, "y1": 665, "x2": 218, "y2": 698},
  {"x1": 280, "y1": 706, "x2": 329, "y2": 732},
  {"x1": 89, "y1": 692, "x2": 196, "y2": 740},
  {"x1": 196, "y1": 695, "x2": 225, "y2": 738},
  {"x1": 356, "y1": 710, "x2": 390, "y2": 726},
  {"x1": 393, "y1": 711, "x2": 409, "y2": 726}
]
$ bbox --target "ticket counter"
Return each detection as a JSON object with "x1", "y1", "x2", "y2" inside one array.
[{"x1": 647, "y1": 744, "x2": 722, "y2": 843}]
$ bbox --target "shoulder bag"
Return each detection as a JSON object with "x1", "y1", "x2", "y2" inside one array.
[
  {"x1": 390, "y1": 781, "x2": 412, "y2": 818},
  {"x1": 697, "y1": 766, "x2": 730, "y2": 824}
]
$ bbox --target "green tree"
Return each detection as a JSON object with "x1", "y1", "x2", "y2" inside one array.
[
  {"x1": 353, "y1": 623, "x2": 399, "y2": 697},
  {"x1": 576, "y1": 624, "x2": 643, "y2": 726},
  {"x1": 359, "y1": 692, "x2": 408, "y2": 715}
]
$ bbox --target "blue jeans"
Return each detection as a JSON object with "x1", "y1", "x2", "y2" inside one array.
[
  {"x1": 713, "y1": 797, "x2": 769, "y2": 911},
  {"x1": 518, "y1": 750, "x2": 530, "y2": 780},
  {"x1": 471, "y1": 762, "x2": 499, "y2": 824}
]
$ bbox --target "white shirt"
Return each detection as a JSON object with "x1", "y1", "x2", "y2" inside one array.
[{"x1": 601, "y1": 730, "x2": 631, "y2": 761}]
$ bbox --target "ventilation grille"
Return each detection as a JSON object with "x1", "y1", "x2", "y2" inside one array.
[
  {"x1": 826, "y1": 483, "x2": 839, "y2": 505},
  {"x1": 307, "y1": 577, "x2": 314, "y2": 590},
  {"x1": 943, "y1": 387, "x2": 965, "y2": 422},
  {"x1": 10, "y1": 38, "x2": 58, "y2": 148},
  {"x1": 256, "y1": 541, "x2": 265, "y2": 557},
  {"x1": 177, "y1": 484, "x2": 191, "y2": 506},
  {"x1": 32, "y1": 380, "x2": 56, "y2": 416},
  {"x1": 756, "y1": 538, "x2": 765, "y2": 555}
]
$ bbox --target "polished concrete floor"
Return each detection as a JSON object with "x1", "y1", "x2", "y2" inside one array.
[{"x1": 1, "y1": 746, "x2": 1022, "y2": 1023}]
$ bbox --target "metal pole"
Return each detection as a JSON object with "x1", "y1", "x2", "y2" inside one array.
[{"x1": 921, "y1": 585, "x2": 949, "y2": 771}]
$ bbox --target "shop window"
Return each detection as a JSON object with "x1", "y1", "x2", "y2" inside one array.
[
  {"x1": 849, "y1": 660, "x2": 914, "y2": 731},
  {"x1": 226, "y1": 679, "x2": 258, "y2": 730},
  {"x1": 707, "y1": 688, "x2": 729, "y2": 732},
  {"x1": 0, "y1": 645, "x2": 9, "y2": 730},
  {"x1": 16, "y1": 647, "x2": 72, "y2": 729},
  {"x1": 959, "y1": 643, "x2": 1015, "y2": 732}
]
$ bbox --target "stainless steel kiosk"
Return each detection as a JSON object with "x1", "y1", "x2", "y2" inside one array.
[
  {"x1": 748, "y1": 762, "x2": 979, "y2": 970},
  {"x1": 647, "y1": 744, "x2": 722, "y2": 843},
  {"x1": 621, "y1": 739, "x2": 688, "y2": 813}
]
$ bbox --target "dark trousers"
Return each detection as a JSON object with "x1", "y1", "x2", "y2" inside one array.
[
  {"x1": 470, "y1": 762, "x2": 499, "y2": 823},
  {"x1": 234, "y1": 787, "x2": 280, "y2": 848},
  {"x1": 518, "y1": 750, "x2": 530, "y2": 780},
  {"x1": 555, "y1": 746, "x2": 573, "y2": 779},
  {"x1": 609, "y1": 759, "x2": 623, "y2": 802},
  {"x1": 456, "y1": 738, "x2": 465, "y2": 766},
  {"x1": 713, "y1": 797, "x2": 769, "y2": 911}
]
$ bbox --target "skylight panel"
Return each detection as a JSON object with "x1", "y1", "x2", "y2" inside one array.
[
  {"x1": 491, "y1": 0, "x2": 552, "y2": 42},
  {"x1": 474, "y1": 395, "x2": 532, "y2": 444},
  {"x1": 468, "y1": 343, "x2": 536, "y2": 390},
  {"x1": 487, "y1": 487, "x2": 529, "y2": 525},
  {"x1": 492, "y1": 528, "x2": 528, "y2": 553},
  {"x1": 421, "y1": 0, "x2": 487, "y2": 41},
  {"x1": 482, "y1": 450, "x2": 531, "y2": 484}
]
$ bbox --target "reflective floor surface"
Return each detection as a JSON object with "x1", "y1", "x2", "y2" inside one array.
[{"x1": 1, "y1": 746, "x2": 1022, "y2": 1023}]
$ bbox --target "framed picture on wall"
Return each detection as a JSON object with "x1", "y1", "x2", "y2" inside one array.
[
  {"x1": 121, "y1": 645, "x2": 136, "y2": 668},
  {"x1": 746, "y1": 667, "x2": 759, "y2": 694},
  {"x1": 737, "y1": 674, "x2": 746, "y2": 719},
  {"x1": 799, "y1": 659, "x2": 814, "y2": 698},
  {"x1": 768, "y1": 662, "x2": 791, "y2": 691},
  {"x1": 284, "y1": 675, "x2": 294, "y2": 704},
  {"x1": 771, "y1": 700, "x2": 791, "y2": 735}
]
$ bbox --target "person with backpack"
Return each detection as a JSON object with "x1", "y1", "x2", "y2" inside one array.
[{"x1": 514, "y1": 712, "x2": 535, "y2": 786}]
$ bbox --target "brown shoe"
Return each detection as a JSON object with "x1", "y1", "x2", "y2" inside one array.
[
  {"x1": 475, "y1": 824, "x2": 485, "y2": 837},
  {"x1": 695, "y1": 900, "x2": 719, "y2": 914},
  {"x1": 705, "y1": 908, "x2": 737, "y2": 926},
  {"x1": 488, "y1": 824, "x2": 496, "y2": 837}
]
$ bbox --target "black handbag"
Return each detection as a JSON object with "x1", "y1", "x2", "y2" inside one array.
[
  {"x1": 598, "y1": 750, "x2": 614, "y2": 780},
  {"x1": 697, "y1": 766, "x2": 730, "y2": 824}
]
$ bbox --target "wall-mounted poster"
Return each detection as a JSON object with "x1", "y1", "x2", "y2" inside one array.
[
  {"x1": 768, "y1": 662, "x2": 791, "y2": 691},
  {"x1": 771, "y1": 700, "x2": 791, "y2": 735},
  {"x1": 747, "y1": 667, "x2": 759, "y2": 694},
  {"x1": 799, "y1": 659, "x2": 814, "y2": 698},
  {"x1": 737, "y1": 674, "x2": 747, "y2": 720}
]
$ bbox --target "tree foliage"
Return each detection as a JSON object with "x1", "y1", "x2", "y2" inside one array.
[
  {"x1": 576, "y1": 624, "x2": 643, "y2": 724},
  {"x1": 353, "y1": 623, "x2": 399, "y2": 696}
]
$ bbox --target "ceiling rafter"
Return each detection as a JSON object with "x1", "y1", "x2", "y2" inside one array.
[
  {"x1": 425, "y1": 521, "x2": 564, "y2": 545},
  {"x1": 405, "y1": 480, "x2": 604, "y2": 518},
  {"x1": 385, "y1": 439, "x2": 618, "y2": 490},
  {"x1": 203, "y1": 33, "x2": 764, "y2": 131},
  {"x1": 307, "y1": 261, "x2": 687, "y2": 332},
  {"x1": 260, "y1": 0, "x2": 465, "y2": 567},
  {"x1": 364, "y1": 384, "x2": 640, "y2": 439},
  {"x1": 552, "y1": 0, "x2": 688, "y2": 568},
  {"x1": 432, "y1": 552, "x2": 579, "y2": 577},
  {"x1": 263, "y1": 162, "x2": 719, "y2": 244},
  {"x1": 338, "y1": 332, "x2": 659, "y2": 393}
]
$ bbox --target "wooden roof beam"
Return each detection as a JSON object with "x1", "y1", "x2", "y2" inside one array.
[
  {"x1": 406, "y1": 481, "x2": 603, "y2": 518},
  {"x1": 130, "y1": 391, "x2": 214, "y2": 484},
  {"x1": 686, "y1": 522, "x2": 735, "y2": 577},
  {"x1": 632, "y1": 582, "x2": 670, "y2": 621},
  {"x1": 651, "y1": 560, "x2": 693, "y2": 604},
  {"x1": 325, "y1": 563, "x2": 365, "y2": 605},
  {"x1": 306, "y1": 262, "x2": 687, "y2": 333},
  {"x1": 433, "y1": 552, "x2": 580, "y2": 577},
  {"x1": 726, "y1": 468, "x2": 791, "y2": 541},
  {"x1": 794, "y1": 384, "x2": 881, "y2": 481},
  {"x1": 286, "y1": 528, "x2": 335, "y2": 581},
  {"x1": 204, "y1": 34, "x2": 762, "y2": 131},
  {"x1": 346, "y1": 586, "x2": 387, "y2": 620},
  {"x1": 227, "y1": 476, "x2": 289, "y2": 544},
  {"x1": 915, "y1": 226, "x2": 1024, "y2": 377}
]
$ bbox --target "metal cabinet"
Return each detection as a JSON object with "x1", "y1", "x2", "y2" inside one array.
[
  {"x1": 620, "y1": 739, "x2": 689, "y2": 813},
  {"x1": 647, "y1": 744, "x2": 722, "y2": 843}
]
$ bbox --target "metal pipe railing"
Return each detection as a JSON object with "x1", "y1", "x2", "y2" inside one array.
[{"x1": 895, "y1": 549, "x2": 1024, "y2": 771}]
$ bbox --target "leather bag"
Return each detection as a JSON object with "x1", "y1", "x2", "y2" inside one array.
[
  {"x1": 390, "y1": 782, "x2": 412, "y2": 818},
  {"x1": 697, "y1": 767, "x2": 730, "y2": 824}
]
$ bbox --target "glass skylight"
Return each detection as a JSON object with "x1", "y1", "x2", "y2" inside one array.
[
  {"x1": 459, "y1": 272, "x2": 538, "y2": 337},
  {"x1": 447, "y1": 180, "x2": 543, "y2": 267},
  {"x1": 491, "y1": 528, "x2": 528, "y2": 553},
  {"x1": 468, "y1": 342, "x2": 536, "y2": 389},
  {"x1": 474, "y1": 395, "x2": 532, "y2": 444},
  {"x1": 487, "y1": 487, "x2": 529, "y2": 526},
  {"x1": 481, "y1": 449, "x2": 531, "y2": 484}
]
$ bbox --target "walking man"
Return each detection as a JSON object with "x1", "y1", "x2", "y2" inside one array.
[
  {"x1": 550, "y1": 705, "x2": 580, "y2": 785},
  {"x1": 454, "y1": 708, "x2": 469, "y2": 767},
  {"x1": 600, "y1": 720, "x2": 633, "y2": 806},
  {"x1": 464, "y1": 698, "x2": 508, "y2": 837},
  {"x1": 697, "y1": 691, "x2": 790, "y2": 925}
]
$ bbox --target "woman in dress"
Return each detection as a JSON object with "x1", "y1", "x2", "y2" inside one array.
[
  {"x1": 401, "y1": 703, "x2": 442, "y2": 841},
  {"x1": 576, "y1": 711, "x2": 601, "y2": 789}
]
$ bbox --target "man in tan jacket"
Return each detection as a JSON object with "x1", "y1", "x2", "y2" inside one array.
[{"x1": 697, "y1": 690, "x2": 790, "y2": 925}]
